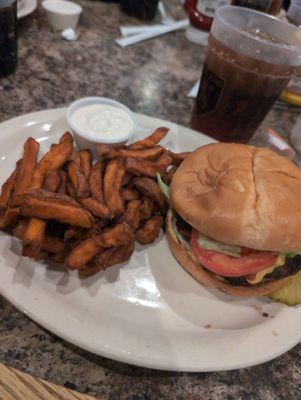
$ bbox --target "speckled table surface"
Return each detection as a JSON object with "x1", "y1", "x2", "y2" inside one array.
[{"x1": 0, "y1": 1, "x2": 301, "y2": 399}]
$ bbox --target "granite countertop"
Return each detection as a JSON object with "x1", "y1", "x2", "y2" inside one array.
[{"x1": 0, "y1": 1, "x2": 301, "y2": 399}]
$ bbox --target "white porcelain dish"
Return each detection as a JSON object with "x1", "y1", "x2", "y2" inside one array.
[
  {"x1": 67, "y1": 97, "x2": 137, "y2": 153},
  {"x1": 17, "y1": 0, "x2": 37, "y2": 19},
  {"x1": 42, "y1": 0, "x2": 82, "y2": 31},
  {"x1": 0, "y1": 108, "x2": 300, "y2": 372}
]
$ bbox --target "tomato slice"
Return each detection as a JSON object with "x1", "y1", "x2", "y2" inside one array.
[{"x1": 190, "y1": 229, "x2": 278, "y2": 277}]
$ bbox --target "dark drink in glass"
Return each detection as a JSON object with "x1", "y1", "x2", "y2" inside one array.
[
  {"x1": 120, "y1": 0, "x2": 159, "y2": 20},
  {"x1": 232, "y1": 0, "x2": 283, "y2": 14},
  {"x1": 191, "y1": 6, "x2": 301, "y2": 143},
  {"x1": 0, "y1": 0, "x2": 17, "y2": 76}
]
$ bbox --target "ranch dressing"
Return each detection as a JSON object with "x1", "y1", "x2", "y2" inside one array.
[{"x1": 71, "y1": 104, "x2": 134, "y2": 138}]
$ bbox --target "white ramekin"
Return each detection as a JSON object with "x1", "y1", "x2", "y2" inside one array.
[
  {"x1": 42, "y1": 0, "x2": 82, "y2": 31},
  {"x1": 66, "y1": 97, "x2": 137, "y2": 154}
]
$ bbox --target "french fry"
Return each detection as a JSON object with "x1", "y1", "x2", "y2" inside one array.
[
  {"x1": 67, "y1": 161, "x2": 90, "y2": 198},
  {"x1": 22, "y1": 243, "x2": 41, "y2": 258},
  {"x1": 156, "y1": 153, "x2": 173, "y2": 168},
  {"x1": 17, "y1": 191, "x2": 94, "y2": 228},
  {"x1": 166, "y1": 150, "x2": 191, "y2": 165},
  {"x1": 66, "y1": 228, "x2": 93, "y2": 246},
  {"x1": 80, "y1": 241, "x2": 135, "y2": 278},
  {"x1": 79, "y1": 262, "x2": 102, "y2": 278},
  {"x1": 98, "y1": 222, "x2": 134, "y2": 247},
  {"x1": 22, "y1": 134, "x2": 74, "y2": 258},
  {"x1": 0, "y1": 207, "x2": 20, "y2": 230},
  {"x1": 121, "y1": 172, "x2": 133, "y2": 187},
  {"x1": 97, "y1": 145, "x2": 163, "y2": 160},
  {"x1": 50, "y1": 132, "x2": 73, "y2": 150},
  {"x1": 94, "y1": 218, "x2": 109, "y2": 232},
  {"x1": 103, "y1": 159, "x2": 125, "y2": 216},
  {"x1": 31, "y1": 133, "x2": 73, "y2": 189},
  {"x1": 124, "y1": 200, "x2": 141, "y2": 231},
  {"x1": 43, "y1": 170, "x2": 61, "y2": 192},
  {"x1": 50, "y1": 251, "x2": 68, "y2": 263},
  {"x1": 21, "y1": 203, "x2": 93, "y2": 228},
  {"x1": 67, "y1": 182, "x2": 77, "y2": 198},
  {"x1": 0, "y1": 160, "x2": 21, "y2": 207},
  {"x1": 42, "y1": 235, "x2": 67, "y2": 254},
  {"x1": 134, "y1": 177, "x2": 167, "y2": 214},
  {"x1": 14, "y1": 221, "x2": 67, "y2": 255},
  {"x1": 80, "y1": 150, "x2": 92, "y2": 178},
  {"x1": 70, "y1": 150, "x2": 81, "y2": 167},
  {"x1": 66, "y1": 222, "x2": 134, "y2": 270},
  {"x1": 128, "y1": 127, "x2": 169, "y2": 150},
  {"x1": 139, "y1": 196, "x2": 156, "y2": 221},
  {"x1": 89, "y1": 161, "x2": 104, "y2": 203},
  {"x1": 64, "y1": 227, "x2": 80, "y2": 240},
  {"x1": 135, "y1": 215, "x2": 163, "y2": 245},
  {"x1": 80, "y1": 197, "x2": 114, "y2": 220},
  {"x1": 22, "y1": 218, "x2": 47, "y2": 257},
  {"x1": 13, "y1": 220, "x2": 33, "y2": 239},
  {"x1": 124, "y1": 157, "x2": 166, "y2": 178},
  {"x1": 78, "y1": 263, "x2": 102, "y2": 278},
  {"x1": 58, "y1": 170, "x2": 67, "y2": 194},
  {"x1": 95, "y1": 242, "x2": 135, "y2": 268},
  {"x1": 78, "y1": 247, "x2": 118, "y2": 278},
  {"x1": 14, "y1": 189, "x2": 80, "y2": 208},
  {"x1": 12, "y1": 138, "x2": 39, "y2": 200},
  {"x1": 59, "y1": 131, "x2": 73, "y2": 144},
  {"x1": 121, "y1": 187, "x2": 140, "y2": 202},
  {"x1": 0, "y1": 158, "x2": 22, "y2": 234}
]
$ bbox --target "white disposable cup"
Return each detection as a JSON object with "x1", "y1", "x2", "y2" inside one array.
[
  {"x1": 42, "y1": 0, "x2": 82, "y2": 31},
  {"x1": 67, "y1": 97, "x2": 137, "y2": 155}
]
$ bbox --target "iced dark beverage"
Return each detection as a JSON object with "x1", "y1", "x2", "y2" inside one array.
[
  {"x1": 192, "y1": 37, "x2": 294, "y2": 142},
  {"x1": 191, "y1": 6, "x2": 301, "y2": 143},
  {"x1": 232, "y1": 0, "x2": 282, "y2": 15}
]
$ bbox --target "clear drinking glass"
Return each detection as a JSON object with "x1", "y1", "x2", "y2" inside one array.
[{"x1": 191, "y1": 6, "x2": 301, "y2": 143}]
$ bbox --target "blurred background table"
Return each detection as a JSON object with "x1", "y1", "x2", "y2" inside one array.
[{"x1": 0, "y1": 1, "x2": 300, "y2": 399}]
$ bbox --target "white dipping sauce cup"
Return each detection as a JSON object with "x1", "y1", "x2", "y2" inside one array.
[
  {"x1": 42, "y1": 0, "x2": 82, "y2": 31},
  {"x1": 67, "y1": 97, "x2": 137, "y2": 155}
]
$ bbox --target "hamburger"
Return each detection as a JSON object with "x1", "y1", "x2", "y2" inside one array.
[{"x1": 163, "y1": 143, "x2": 301, "y2": 304}]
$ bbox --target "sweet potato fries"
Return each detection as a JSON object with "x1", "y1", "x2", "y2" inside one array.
[{"x1": 0, "y1": 127, "x2": 190, "y2": 277}]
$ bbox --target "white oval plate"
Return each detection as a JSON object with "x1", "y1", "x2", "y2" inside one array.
[{"x1": 0, "y1": 108, "x2": 300, "y2": 372}]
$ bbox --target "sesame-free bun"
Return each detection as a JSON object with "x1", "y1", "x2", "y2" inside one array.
[
  {"x1": 166, "y1": 215, "x2": 290, "y2": 298},
  {"x1": 170, "y1": 143, "x2": 301, "y2": 252}
]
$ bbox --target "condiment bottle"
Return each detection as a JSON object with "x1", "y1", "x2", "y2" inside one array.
[
  {"x1": 184, "y1": 0, "x2": 229, "y2": 31},
  {"x1": 184, "y1": 0, "x2": 283, "y2": 33}
]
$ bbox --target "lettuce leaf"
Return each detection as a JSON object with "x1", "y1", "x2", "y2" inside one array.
[
  {"x1": 167, "y1": 209, "x2": 179, "y2": 244},
  {"x1": 269, "y1": 270, "x2": 301, "y2": 306},
  {"x1": 282, "y1": 251, "x2": 301, "y2": 258},
  {"x1": 197, "y1": 233, "x2": 241, "y2": 258},
  {"x1": 157, "y1": 173, "x2": 169, "y2": 199}
]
